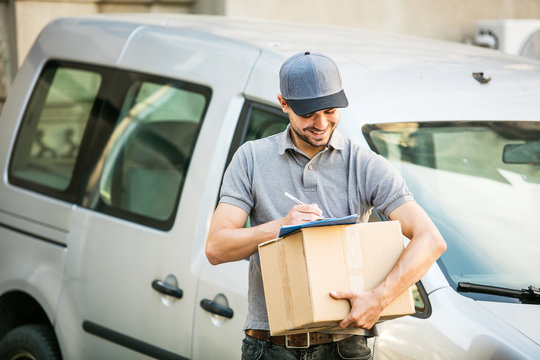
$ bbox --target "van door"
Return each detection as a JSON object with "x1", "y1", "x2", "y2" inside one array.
[
  {"x1": 59, "y1": 28, "x2": 260, "y2": 359},
  {"x1": 192, "y1": 101, "x2": 289, "y2": 359}
]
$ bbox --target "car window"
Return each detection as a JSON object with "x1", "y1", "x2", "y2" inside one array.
[
  {"x1": 9, "y1": 63, "x2": 103, "y2": 195},
  {"x1": 411, "y1": 282, "x2": 430, "y2": 318},
  {"x1": 9, "y1": 60, "x2": 211, "y2": 231},
  {"x1": 363, "y1": 121, "x2": 540, "y2": 297},
  {"x1": 98, "y1": 80, "x2": 208, "y2": 227},
  {"x1": 225, "y1": 101, "x2": 289, "y2": 171},
  {"x1": 244, "y1": 105, "x2": 289, "y2": 142}
]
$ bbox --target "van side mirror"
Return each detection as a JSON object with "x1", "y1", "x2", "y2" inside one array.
[{"x1": 502, "y1": 141, "x2": 540, "y2": 164}]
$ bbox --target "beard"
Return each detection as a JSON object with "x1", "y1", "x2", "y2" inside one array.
[{"x1": 290, "y1": 124, "x2": 334, "y2": 148}]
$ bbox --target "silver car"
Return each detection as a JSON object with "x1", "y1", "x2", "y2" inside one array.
[{"x1": 0, "y1": 13, "x2": 538, "y2": 359}]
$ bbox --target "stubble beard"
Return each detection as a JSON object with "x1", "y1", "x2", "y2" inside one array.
[{"x1": 290, "y1": 125, "x2": 334, "y2": 148}]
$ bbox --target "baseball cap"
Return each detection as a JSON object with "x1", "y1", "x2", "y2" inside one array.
[{"x1": 279, "y1": 51, "x2": 348, "y2": 116}]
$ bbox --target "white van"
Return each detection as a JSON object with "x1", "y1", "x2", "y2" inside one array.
[{"x1": 0, "y1": 14, "x2": 538, "y2": 360}]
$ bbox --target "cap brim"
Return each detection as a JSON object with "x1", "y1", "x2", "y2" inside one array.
[{"x1": 286, "y1": 89, "x2": 348, "y2": 116}]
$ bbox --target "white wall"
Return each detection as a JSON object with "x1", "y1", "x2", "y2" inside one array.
[{"x1": 219, "y1": 0, "x2": 540, "y2": 43}]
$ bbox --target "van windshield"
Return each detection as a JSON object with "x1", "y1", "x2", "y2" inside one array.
[{"x1": 362, "y1": 121, "x2": 540, "y2": 294}]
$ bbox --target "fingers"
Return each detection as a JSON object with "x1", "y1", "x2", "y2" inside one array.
[
  {"x1": 330, "y1": 291, "x2": 360, "y2": 328},
  {"x1": 330, "y1": 291, "x2": 381, "y2": 330},
  {"x1": 284, "y1": 204, "x2": 322, "y2": 225},
  {"x1": 295, "y1": 204, "x2": 322, "y2": 216}
]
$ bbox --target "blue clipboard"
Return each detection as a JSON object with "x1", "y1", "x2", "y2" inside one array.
[{"x1": 278, "y1": 214, "x2": 360, "y2": 237}]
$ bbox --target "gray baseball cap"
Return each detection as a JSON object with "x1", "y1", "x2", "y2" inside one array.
[{"x1": 279, "y1": 51, "x2": 348, "y2": 116}]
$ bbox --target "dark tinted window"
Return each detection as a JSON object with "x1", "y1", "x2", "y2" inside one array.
[
  {"x1": 10, "y1": 62, "x2": 104, "y2": 198},
  {"x1": 226, "y1": 101, "x2": 288, "y2": 170},
  {"x1": 97, "y1": 80, "x2": 208, "y2": 227},
  {"x1": 9, "y1": 61, "x2": 211, "y2": 230}
]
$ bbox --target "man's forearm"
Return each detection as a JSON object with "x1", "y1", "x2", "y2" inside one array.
[
  {"x1": 331, "y1": 201, "x2": 446, "y2": 329},
  {"x1": 378, "y1": 201, "x2": 447, "y2": 310},
  {"x1": 206, "y1": 219, "x2": 283, "y2": 265},
  {"x1": 206, "y1": 202, "x2": 322, "y2": 265},
  {"x1": 375, "y1": 228, "x2": 446, "y2": 311}
]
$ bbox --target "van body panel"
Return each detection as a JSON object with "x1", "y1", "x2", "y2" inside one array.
[
  {"x1": 32, "y1": 18, "x2": 140, "y2": 68},
  {"x1": 0, "y1": 208, "x2": 68, "y2": 246},
  {"x1": 192, "y1": 259, "x2": 249, "y2": 359},
  {"x1": 477, "y1": 301, "x2": 540, "y2": 345},
  {"x1": 243, "y1": 50, "x2": 284, "y2": 107},
  {"x1": 375, "y1": 287, "x2": 540, "y2": 359},
  {"x1": 0, "y1": 227, "x2": 66, "y2": 322}
]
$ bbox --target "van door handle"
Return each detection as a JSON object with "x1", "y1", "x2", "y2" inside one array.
[
  {"x1": 151, "y1": 279, "x2": 183, "y2": 299},
  {"x1": 200, "y1": 299, "x2": 234, "y2": 319}
]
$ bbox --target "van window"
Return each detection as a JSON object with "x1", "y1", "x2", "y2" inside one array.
[
  {"x1": 9, "y1": 63, "x2": 102, "y2": 194},
  {"x1": 9, "y1": 60, "x2": 210, "y2": 230},
  {"x1": 226, "y1": 101, "x2": 289, "y2": 170},
  {"x1": 244, "y1": 105, "x2": 289, "y2": 142},
  {"x1": 98, "y1": 80, "x2": 207, "y2": 226}
]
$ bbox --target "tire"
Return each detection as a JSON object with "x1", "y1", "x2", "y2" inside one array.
[{"x1": 0, "y1": 324, "x2": 61, "y2": 360}]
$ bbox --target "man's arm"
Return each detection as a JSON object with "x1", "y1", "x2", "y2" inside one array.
[
  {"x1": 205, "y1": 202, "x2": 322, "y2": 265},
  {"x1": 331, "y1": 200, "x2": 446, "y2": 329}
]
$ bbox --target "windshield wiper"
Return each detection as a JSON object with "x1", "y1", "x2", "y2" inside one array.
[{"x1": 457, "y1": 282, "x2": 540, "y2": 304}]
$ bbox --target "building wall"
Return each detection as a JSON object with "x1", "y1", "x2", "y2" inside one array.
[
  {"x1": 0, "y1": 0, "x2": 17, "y2": 113},
  {"x1": 14, "y1": 0, "x2": 194, "y2": 67},
  {"x1": 221, "y1": 0, "x2": 540, "y2": 43}
]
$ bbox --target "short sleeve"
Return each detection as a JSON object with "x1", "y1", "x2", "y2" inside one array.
[
  {"x1": 219, "y1": 143, "x2": 254, "y2": 214},
  {"x1": 361, "y1": 152, "x2": 414, "y2": 217}
]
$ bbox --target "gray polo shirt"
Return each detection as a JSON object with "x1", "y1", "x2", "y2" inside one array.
[{"x1": 220, "y1": 126, "x2": 413, "y2": 331}]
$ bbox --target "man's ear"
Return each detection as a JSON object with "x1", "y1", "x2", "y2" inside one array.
[{"x1": 277, "y1": 94, "x2": 289, "y2": 113}]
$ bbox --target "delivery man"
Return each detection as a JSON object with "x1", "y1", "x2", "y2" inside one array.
[{"x1": 206, "y1": 51, "x2": 446, "y2": 359}]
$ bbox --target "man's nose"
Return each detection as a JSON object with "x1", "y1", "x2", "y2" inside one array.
[{"x1": 313, "y1": 113, "x2": 329, "y2": 129}]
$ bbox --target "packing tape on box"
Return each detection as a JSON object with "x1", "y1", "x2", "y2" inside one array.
[{"x1": 344, "y1": 227, "x2": 365, "y2": 292}]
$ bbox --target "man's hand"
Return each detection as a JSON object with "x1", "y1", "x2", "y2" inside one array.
[
  {"x1": 327, "y1": 201, "x2": 446, "y2": 330},
  {"x1": 330, "y1": 290, "x2": 384, "y2": 330},
  {"x1": 206, "y1": 202, "x2": 323, "y2": 265},
  {"x1": 282, "y1": 204, "x2": 322, "y2": 226}
]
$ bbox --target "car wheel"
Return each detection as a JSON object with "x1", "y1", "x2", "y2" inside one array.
[{"x1": 0, "y1": 324, "x2": 61, "y2": 360}]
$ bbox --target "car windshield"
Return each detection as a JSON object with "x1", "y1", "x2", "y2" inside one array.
[{"x1": 362, "y1": 121, "x2": 540, "y2": 292}]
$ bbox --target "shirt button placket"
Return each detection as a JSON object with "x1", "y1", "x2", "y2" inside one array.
[{"x1": 303, "y1": 162, "x2": 317, "y2": 191}]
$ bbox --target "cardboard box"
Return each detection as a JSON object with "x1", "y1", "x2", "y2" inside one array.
[{"x1": 258, "y1": 220, "x2": 415, "y2": 335}]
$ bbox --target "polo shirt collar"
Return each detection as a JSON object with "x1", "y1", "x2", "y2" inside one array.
[{"x1": 278, "y1": 124, "x2": 346, "y2": 155}]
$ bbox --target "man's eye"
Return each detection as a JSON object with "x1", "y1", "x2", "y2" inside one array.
[
  {"x1": 324, "y1": 109, "x2": 336, "y2": 114},
  {"x1": 302, "y1": 113, "x2": 313, "y2": 118}
]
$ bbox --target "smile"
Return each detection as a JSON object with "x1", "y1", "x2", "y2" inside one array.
[{"x1": 307, "y1": 128, "x2": 326, "y2": 135}]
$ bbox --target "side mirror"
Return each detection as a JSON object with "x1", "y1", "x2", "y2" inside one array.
[{"x1": 502, "y1": 141, "x2": 540, "y2": 165}]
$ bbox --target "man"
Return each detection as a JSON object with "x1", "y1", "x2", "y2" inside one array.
[{"x1": 206, "y1": 51, "x2": 446, "y2": 359}]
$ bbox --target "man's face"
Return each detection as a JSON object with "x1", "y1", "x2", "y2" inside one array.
[{"x1": 278, "y1": 95, "x2": 340, "y2": 155}]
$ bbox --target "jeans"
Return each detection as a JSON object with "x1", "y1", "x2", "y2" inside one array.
[{"x1": 241, "y1": 334, "x2": 372, "y2": 360}]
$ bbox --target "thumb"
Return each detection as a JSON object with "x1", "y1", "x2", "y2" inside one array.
[{"x1": 330, "y1": 291, "x2": 352, "y2": 300}]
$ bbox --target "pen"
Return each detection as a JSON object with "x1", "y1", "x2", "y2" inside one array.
[
  {"x1": 284, "y1": 192, "x2": 325, "y2": 220},
  {"x1": 284, "y1": 192, "x2": 304, "y2": 205}
]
